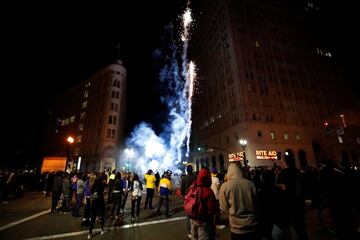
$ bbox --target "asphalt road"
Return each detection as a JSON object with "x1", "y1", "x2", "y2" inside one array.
[{"x1": 0, "y1": 191, "x2": 335, "y2": 240}]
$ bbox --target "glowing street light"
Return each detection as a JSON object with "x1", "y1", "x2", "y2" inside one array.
[
  {"x1": 67, "y1": 136, "x2": 75, "y2": 144},
  {"x1": 239, "y1": 139, "x2": 248, "y2": 167},
  {"x1": 124, "y1": 148, "x2": 134, "y2": 171},
  {"x1": 65, "y1": 136, "x2": 75, "y2": 172}
]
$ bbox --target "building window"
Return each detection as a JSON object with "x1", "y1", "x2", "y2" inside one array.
[
  {"x1": 76, "y1": 135, "x2": 82, "y2": 143},
  {"x1": 270, "y1": 131, "x2": 276, "y2": 139},
  {"x1": 284, "y1": 133, "x2": 289, "y2": 140},
  {"x1": 61, "y1": 120, "x2": 65, "y2": 126},
  {"x1": 65, "y1": 118, "x2": 70, "y2": 125},
  {"x1": 111, "y1": 91, "x2": 116, "y2": 98},
  {"x1": 115, "y1": 103, "x2": 118, "y2": 112},
  {"x1": 338, "y1": 136, "x2": 343, "y2": 143},
  {"x1": 78, "y1": 123, "x2": 84, "y2": 131},
  {"x1": 111, "y1": 129, "x2": 116, "y2": 139},
  {"x1": 296, "y1": 133, "x2": 301, "y2": 140},
  {"x1": 257, "y1": 130, "x2": 262, "y2": 137},
  {"x1": 70, "y1": 115, "x2": 75, "y2": 123},
  {"x1": 108, "y1": 115, "x2": 116, "y2": 124},
  {"x1": 116, "y1": 91, "x2": 120, "y2": 99},
  {"x1": 80, "y1": 112, "x2": 86, "y2": 120},
  {"x1": 84, "y1": 90, "x2": 88, "y2": 98},
  {"x1": 113, "y1": 80, "x2": 117, "y2": 87},
  {"x1": 82, "y1": 101, "x2": 88, "y2": 109},
  {"x1": 356, "y1": 137, "x2": 360, "y2": 144},
  {"x1": 110, "y1": 102, "x2": 114, "y2": 111}
]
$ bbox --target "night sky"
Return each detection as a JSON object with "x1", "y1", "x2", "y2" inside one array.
[{"x1": 2, "y1": 1, "x2": 358, "y2": 169}]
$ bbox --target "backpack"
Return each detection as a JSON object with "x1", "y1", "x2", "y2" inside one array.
[{"x1": 184, "y1": 182, "x2": 206, "y2": 219}]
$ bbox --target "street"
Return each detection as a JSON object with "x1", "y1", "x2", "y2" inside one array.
[{"x1": 0, "y1": 191, "x2": 335, "y2": 240}]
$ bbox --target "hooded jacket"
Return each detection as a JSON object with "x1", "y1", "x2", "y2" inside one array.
[
  {"x1": 193, "y1": 168, "x2": 218, "y2": 220},
  {"x1": 219, "y1": 164, "x2": 258, "y2": 234}
]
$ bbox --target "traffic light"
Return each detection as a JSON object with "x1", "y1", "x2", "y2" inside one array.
[{"x1": 55, "y1": 118, "x2": 61, "y2": 133}]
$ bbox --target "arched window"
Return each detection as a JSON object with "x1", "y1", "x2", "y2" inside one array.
[
  {"x1": 200, "y1": 158, "x2": 204, "y2": 169},
  {"x1": 341, "y1": 151, "x2": 350, "y2": 168},
  {"x1": 219, "y1": 154, "x2": 225, "y2": 171},
  {"x1": 298, "y1": 150, "x2": 308, "y2": 169},
  {"x1": 312, "y1": 140, "x2": 322, "y2": 165},
  {"x1": 285, "y1": 149, "x2": 295, "y2": 167},
  {"x1": 212, "y1": 156, "x2": 216, "y2": 169},
  {"x1": 351, "y1": 151, "x2": 359, "y2": 166},
  {"x1": 195, "y1": 159, "x2": 200, "y2": 172}
]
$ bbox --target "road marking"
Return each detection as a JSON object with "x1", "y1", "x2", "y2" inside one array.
[
  {"x1": 23, "y1": 216, "x2": 187, "y2": 240},
  {"x1": 0, "y1": 209, "x2": 51, "y2": 231}
]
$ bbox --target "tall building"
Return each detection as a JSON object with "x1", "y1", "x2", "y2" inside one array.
[
  {"x1": 189, "y1": 0, "x2": 360, "y2": 171},
  {"x1": 45, "y1": 59, "x2": 126, "y2": 172}
]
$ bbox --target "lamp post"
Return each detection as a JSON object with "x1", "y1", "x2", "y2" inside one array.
[
  {"x1": 65, "y1": 136, "x2": 74, "y2": 172},
  {"x1": 239, "y1": 139, "x2": 247, "y2": 167},
  {"x1": 124, "y1": 148, "x2": 134, "y2": 171}
]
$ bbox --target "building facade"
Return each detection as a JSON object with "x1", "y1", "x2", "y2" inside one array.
[
  {"x1": 46, "y1": 59, "x2": 126, "y2": 172},
  {"x1": 190, "y1": 0, "x2": 360, "y2": 171}
]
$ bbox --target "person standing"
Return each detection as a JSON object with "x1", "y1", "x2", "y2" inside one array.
[
  {"x1": 73, "y1": 173, "x2": 85, "y2": 217},
  {"x1": 273, "y1": 156, "x2": 308, "y2": 240},
  {"x1": 82, "y1": 172, "x2": 92, "y2": 226},
  {"x1": 219, "y1": 163, "x2": 259, "y2": 240},
  {"x1": 211, "y1": 168, "x2": 226, "y2": 230},
  {"x1": 51, "y1": 171, "x2": 63, "y2": 212},
  {"x1": 181, "y1": 164, "x2": 197, "y2": 238},
  {"x1": 155, "y1": 171, "x2": 160, "y2": 190},
  {"x1": 157, "y1": 170, "x2": 172, "y2": 217},
  {"x1": 61, "y1": 172, "x2": 71, "y2": 213},
  {"x1": 144, "y1": 169, "x2": 156, "y2": 209},
  {"x1": 120, "y1": 171, "x2": 131, "y2": 214},
  {"x1": 110, "y1": 172, "x2": 123, "y2": 219},
  {"x1": 189, "y1": 167, "x2": 218, "y2": 240},
  {"x1": 88, "y1": 173, "x2": 107, "y2": 239},
  {"x1": 130, "y1": 173, "x2": 143, "y2": 222},
  {"x1": 107, "y1": 169, "x2": 116, "y2": 204}
]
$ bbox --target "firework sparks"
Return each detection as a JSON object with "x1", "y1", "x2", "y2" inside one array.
[
  {"x1": 181, "y1": 8, "x2": 193, "y2": 42},
  {"x1": 122, "y1": 5, "x2": 197, "y2": 174}
]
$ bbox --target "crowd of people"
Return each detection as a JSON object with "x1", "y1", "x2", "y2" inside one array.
[
  {"x1": 0, "y1": 169, "x2": 41, "y2": 204},
  {"x1": 182, "y1": 157, "x2": 360, "y2": 240},
  {"x1": 46, "y1": 168, "x2": 177, "y2": 239},
  {"x1": 1, "y1": 156, "x2": 359, "y2": 240}
]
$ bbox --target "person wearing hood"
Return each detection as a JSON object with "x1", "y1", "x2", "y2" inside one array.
[
  {"x1": 219, "y1": 163, "x2": 259, "y2": 240},
  {"x1": 190, "y1": 167, "x2": 218, "y2": 240}
]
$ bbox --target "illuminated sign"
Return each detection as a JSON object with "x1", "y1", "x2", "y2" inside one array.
[
  {"x1": 229, "y1": 152, "x2": 244, "y2": 161},
  {"x1": 256, "y1": 150, "x2": 277, "y2": 160}
]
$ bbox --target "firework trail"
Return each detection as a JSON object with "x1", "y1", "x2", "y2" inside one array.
[{"x1": 122, "y1": 4, "x2": 197, "y2": 174}]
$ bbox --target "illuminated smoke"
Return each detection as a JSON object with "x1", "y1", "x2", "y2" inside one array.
[{"x1": 120, "y1": 6, "x2": 196, "y2": 175}]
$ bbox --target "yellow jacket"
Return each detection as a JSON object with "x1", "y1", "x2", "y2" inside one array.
[
  {"x1": 158, "y1": 177, "x2": 172, "y2": 195},
  {"x1": 144, "y1": 174, "x2": 156, "y2": 189}
]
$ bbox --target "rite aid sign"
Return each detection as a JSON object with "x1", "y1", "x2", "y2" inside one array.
[
  {"x1": 255, "y1": 150, "x2": 277, "y2": 160},
  {"x1": 228, "y1": 152, "x2": 244, "y2": 161}
]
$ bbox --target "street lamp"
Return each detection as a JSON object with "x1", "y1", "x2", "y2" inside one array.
[
  {"x1": 65, "y1": 136, "x2": 74, "y2": 172},
  {"x1": 124, "y1": 148, "x2": 134, "y2": 171},
  {"x1": 239, "y1": 139, "x2": 247, "y2": 167}
]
